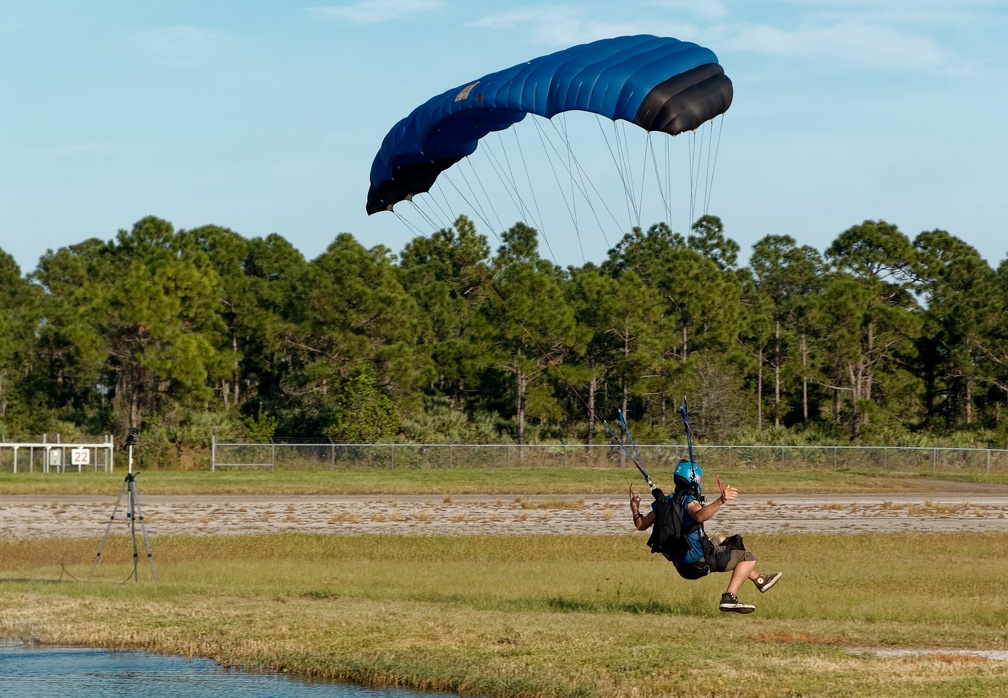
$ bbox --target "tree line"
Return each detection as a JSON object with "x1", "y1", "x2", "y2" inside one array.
[{"x1": 2, "y1": 214, "x2": 1007, "y2": 467}]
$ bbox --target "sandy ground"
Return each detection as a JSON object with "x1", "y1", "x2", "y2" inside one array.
[{"x1": 4, "y1": 485, "x2": 1008, "y2": 539}]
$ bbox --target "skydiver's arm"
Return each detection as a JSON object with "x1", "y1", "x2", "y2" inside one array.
[
  {"x1": 629, "y1": 486, "x2": 655, "y2": 530},
  {"x1": 687, "y1": 485, "x2": 737, "y2": 523}
]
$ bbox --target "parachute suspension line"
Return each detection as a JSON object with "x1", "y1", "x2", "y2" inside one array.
[
  {"x1": 399, "y1": 221, "x2": 594, "y2": 433},
  {"x1": 616, "y1": 120, "x2": 643, "y2": 227},
  {"x1": 702, "y1": 121, "x2": 715, "y2": 217},
  {"x1": 524, "y1": 116, "x2": 618, "y2": 368},
  {"x1": 686, "y1": 131, "x2": 695, "y2": 239},
  {"x1": 422, "y1": 174, "x2": 508, "y2": 252},
  {"x1": 393, "y1": 130, "x2": 593, "y2": 417},
  {"x1": 633, "y1": 131, "x2": 651, "y2": 229},
  {"x1": 619, "y1": 409, "x2": 644, "y2": 466},
  {"x1": 455, "y1": 156, "x2": 507, "y2": 238},
  {"x1": 440, "y1": 157, "x2": 611, "y2": 455},
  {"x1": 446, "y1": 127, "x2": 595, "y2": 368},
  {"x1": 687, "y1": 127, "x2": 707, "y2": 243},
  {"x1": 510, "y1": 119, "x2": 568, "y2": 267},
  {"x1": 540, "y1": 116, "x2": 625, "y2": 255},
  {"x1": 436, "y1": 170, "x2": 506, "y2": 250},
  {"x1": 481, "y1": 130, "x2": 547, "y2": 237},
  {"x1": 532, "y1": 115, "x2": 587, "y2": 266},
  {"x1": 665, "y1": 135, "x2": 674, "y2": 226},
  {"x1": 504, "y1": 126, "x2": 550, "y2": 239},
  {"x1": 397, "y1": 199, "x2": 598, "y2": 433},
  {"x1": 594, "y1": 116, "x2": 638, "y2": 233},
  {"x1": 601, "y1": 409, "x2": 655, "y2": 491},
  {"x1": 401, "y1": 190, "x2": 451, "y2": 236},
  {"x1": 560, "y1": 115, "x2": 584, "y2": 266},
  {"x1": 426, "y1": 175, "x2": 465, "y2": 224},
  {"x1": 703, "y1": 115, "x2": 726, "y2": 216},
  {"x1": 392, "y1": 208, "x2": 430, "y2": 240},
  {"x1": 678, "y1": 397, "x2": 696, "y2": 465},
  {"x1": 645, "y1": 134, "x2": 674, "y2": 229}
]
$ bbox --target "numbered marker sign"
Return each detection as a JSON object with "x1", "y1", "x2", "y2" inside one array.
[{"x1": 72, "y1": 448, "x2": 90, "y2": 466}]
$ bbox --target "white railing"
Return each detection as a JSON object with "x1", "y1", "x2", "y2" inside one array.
[
  {"x1": 210, "y1": 436, "x2": 1008, "y2": 474},
  {"x1": 0, "y1": 435, "x2": 115, "y2": 473}
]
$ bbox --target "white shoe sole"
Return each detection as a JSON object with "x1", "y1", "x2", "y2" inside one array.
[{"x1": 719, "y1": 604, "x2": 756, "y2": 614}]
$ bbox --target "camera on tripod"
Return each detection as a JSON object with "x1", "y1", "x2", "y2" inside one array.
[{"x1": 91, "y1": 425, "x2": 156, "y2": 582}]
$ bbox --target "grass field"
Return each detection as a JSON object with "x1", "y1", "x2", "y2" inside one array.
[
  {"x1": 2, "y1": 465, "x2": 1006, "y2": 496},
  {"x1": 3, "y1": 468, "x2": 1008, "y2": 696},
  {"x1": 4, "y1": 533, "x2": 1008, "y2": 696}
]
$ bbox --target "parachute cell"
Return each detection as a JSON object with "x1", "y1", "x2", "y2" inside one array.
[{"x1": 366, "y1": 35, "x2": 732, "y2": 215}]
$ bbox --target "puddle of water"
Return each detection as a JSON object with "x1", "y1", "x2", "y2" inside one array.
[
  {"x1": 0, "y1": 644, "x2": 456, "y2": 698},
  {"x1": 847, "y1": 647, "x2": 1008, "y2": 661}
]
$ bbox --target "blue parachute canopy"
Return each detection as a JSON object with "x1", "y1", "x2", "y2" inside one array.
[{"x1": 366, "y1": 34, "x2": 732, "y2": 215}]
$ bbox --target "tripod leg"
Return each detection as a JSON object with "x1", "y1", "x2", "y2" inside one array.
[
  {"x1": 88, "y1": 476, "x2": 129, "y2": 581},
  {"x1": 129, "y1": 478, "x2": 157, "y2": 583},
  {"x1": 128, "y1": 484, "x2": 139, "y2": 583}
]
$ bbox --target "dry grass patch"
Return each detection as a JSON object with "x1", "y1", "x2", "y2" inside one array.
[
  {"x1": 513, "y1": 496, "x2": 585, "y2": 510},
  {"x1": 907, "y1": 501, "x2": 968, "y2": 516}
]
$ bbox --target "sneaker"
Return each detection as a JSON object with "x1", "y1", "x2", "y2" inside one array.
[
  {"x1": 719, "y1": 593, "x2": 755, "y2": 614},
  {"x1": 753, "y1": 571, "x2": 782, "y2": 594}
]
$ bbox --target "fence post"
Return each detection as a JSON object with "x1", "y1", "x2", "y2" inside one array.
[{"x1": 211, "y1": 434, "x2": 216, "y2": 472}]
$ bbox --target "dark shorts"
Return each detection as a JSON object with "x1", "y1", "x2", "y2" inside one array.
[{"x1": 711, "y1": 534, "x2": 756, "y2": 573}]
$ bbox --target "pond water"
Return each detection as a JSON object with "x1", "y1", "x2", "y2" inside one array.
[{"x1": 0, "y1": 644, "x2": 456, "y2": 698}]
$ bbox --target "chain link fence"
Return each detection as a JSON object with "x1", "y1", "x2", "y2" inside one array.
[{"x1": 210, "y1": 436, "x2": 1008, "y2": 475}]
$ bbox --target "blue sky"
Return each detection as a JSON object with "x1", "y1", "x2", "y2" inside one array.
[{"x1": 2, "y1": 1, "x2": 1006, "y2": 275}]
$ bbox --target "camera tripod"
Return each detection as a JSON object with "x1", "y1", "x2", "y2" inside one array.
[{"x1": 89, "y1": 435, "x2": 156, "y2": 583}]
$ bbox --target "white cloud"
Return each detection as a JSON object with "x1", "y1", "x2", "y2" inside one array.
[
  {"x1": 309, "y1": 0, "x2": 445, "y2": 25},
  {"x1": 454, "y1": 3, "x2": 974, "y2": 76},
  {"x1": 730, "y1": 20, "x2": 956, "y2": 74},
  {"x1": 648, "y1": 0, "x2": 727, "y2": 22},
  {"x1": 124, "y1": 25, "x2": 241, "y2": 68},
  {"x1": 470, "y1": 5, "x2": 698, "y2": 49}
]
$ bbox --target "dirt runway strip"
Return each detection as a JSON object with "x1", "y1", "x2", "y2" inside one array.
[{"x1": 4, "y1": 489, "x2": 1008, "y2": 539}]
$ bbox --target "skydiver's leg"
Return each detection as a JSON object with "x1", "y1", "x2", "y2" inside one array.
[{"x1": 726, "y1": 558, "x2": 757, "y2": 595}]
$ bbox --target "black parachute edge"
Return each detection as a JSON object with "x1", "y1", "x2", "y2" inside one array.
[
  {"x1": 633, "y1": 64, "x2": 733, "y2": 136},
  {"x1": 366, "y1": 156, "x2": 462, "y2": 215}
]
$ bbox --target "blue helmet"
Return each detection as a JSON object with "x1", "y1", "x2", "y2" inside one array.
[{"x1": 673, "y1": 459, "x2": 703, "y2": 491}]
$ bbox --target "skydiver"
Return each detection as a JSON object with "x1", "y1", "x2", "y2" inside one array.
[{"x1": 629, "y1": 459, "x2": 782, "y2": 613}]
